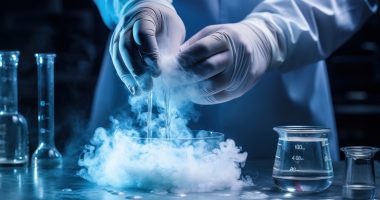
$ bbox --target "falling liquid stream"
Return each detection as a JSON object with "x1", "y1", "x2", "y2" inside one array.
[
  {"x1": 146, "y1": 91, "x2": 153, "y2": 142},
  {"x1": 146, "y1": 75, "x2": 172, "y2": 141},
  {"x1": 164, "y1": 89, "x2": 171, "y2": 139},
  {"x1": 146, "y1": 88, "x2": 171, "y2": 141}
]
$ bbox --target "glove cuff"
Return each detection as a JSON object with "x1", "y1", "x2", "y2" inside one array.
[
  {"x1": 119, "y1": 0, "x2": 175, "y2": 17},
  {"x1": 242, "y1": 17, "x2": 284, "y2": 70}
]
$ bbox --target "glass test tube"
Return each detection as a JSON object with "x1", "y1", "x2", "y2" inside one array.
[{"x1": 31, "y1": 53, "x2": 62, "y2": 168}]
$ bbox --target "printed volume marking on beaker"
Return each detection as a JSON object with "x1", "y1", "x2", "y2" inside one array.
[
  {"x1": 292, "y1": 155, "x2": 304, "y2": 161},
  {"x1": 294, "y1": 144, "x2": 305, "y2": 150}
]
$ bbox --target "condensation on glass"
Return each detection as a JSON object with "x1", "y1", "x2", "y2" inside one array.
[
  {"x1": 31, "y1": 53, "x2": 62, "y2": 168},
  {"x1": 0, "y1": 50, "x2": 29, "y2": 166},
  {"x1": 272, "y1": 126, "x2": 333, "y2": 193},
  {"x1": 341, "y1": 146, "x2": 379, "y2": 199}
]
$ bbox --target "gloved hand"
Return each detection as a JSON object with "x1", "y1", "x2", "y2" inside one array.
[
  {"x1": 177, "y1": 21, "x2": 276, "y2": 105},
  {"x1": 110, "y1": 1, "x2": 185, "y2": 95}
]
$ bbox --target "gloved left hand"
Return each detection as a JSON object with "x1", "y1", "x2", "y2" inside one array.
[
  {"x1": 110, "y1": 1, "x2": 185, "y2": 95},
  {"x1": 177, "y1": 21, "x2": 275, "y2": 105}
]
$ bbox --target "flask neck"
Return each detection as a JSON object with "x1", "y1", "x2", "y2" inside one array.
[
  {"x1": 39, "y1": 130, "x2": 55, "y2": 147},
  {"x1": 0, "y1": 65, "x2": 18, "y2": 114},
  {"x1": 36, "y1": 53, "x2": 56, "y2": 147}
]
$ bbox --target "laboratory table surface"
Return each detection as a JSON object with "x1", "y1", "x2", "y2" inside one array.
[{"x1": 0, "y1": 160, "x2": 379, "y2": 200}]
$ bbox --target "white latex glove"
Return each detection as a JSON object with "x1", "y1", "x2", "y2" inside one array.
[
  {"x1": 110, "y1": 1, "x2": 185, "y2": 95},
  {"x1": 177, "y1": 21, "x2": 276, "y2": 105}
]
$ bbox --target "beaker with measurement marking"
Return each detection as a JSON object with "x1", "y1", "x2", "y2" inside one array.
[{"x1": 272, "y1": 126, "x2": 333, "y2": 193}]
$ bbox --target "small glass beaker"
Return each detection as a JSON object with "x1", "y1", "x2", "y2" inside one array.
[
  {"x1": 272, "y1": 126, "x2": 334, "y2": 193},
  {"x1": 341, "y1": 146, "x2": 379, "y2": 199},
  {"x1": 0, "y1": 50, "x2": 29, "y2": 166}
]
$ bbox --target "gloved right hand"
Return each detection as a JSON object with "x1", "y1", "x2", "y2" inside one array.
[
  {"x1": 176, "y1": 21, "x2": 274, "y2": 105},
  {"x1": 110, "y1": 1, "x2": 185, "y2": 95}
]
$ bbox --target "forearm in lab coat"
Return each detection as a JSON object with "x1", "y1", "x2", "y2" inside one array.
[
  {"x1": 93, "y1": 0, "x2": 173, "y2": 29},
  {"x1": 245, "y1": 0, "x2": 378, "y2": 71}
]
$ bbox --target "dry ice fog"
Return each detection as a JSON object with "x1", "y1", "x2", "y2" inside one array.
[{"x1": 78, "y1": 54, "x2": 252, "y2": 193}]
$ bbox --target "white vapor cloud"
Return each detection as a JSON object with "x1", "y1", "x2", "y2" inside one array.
[{"x1": 78, "y1": 54, "x2": 251, "y2": 193}]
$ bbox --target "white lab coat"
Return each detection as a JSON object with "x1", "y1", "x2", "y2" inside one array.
[{"x1": 89, "y1": 0, "x2": 377, "y2": 160}]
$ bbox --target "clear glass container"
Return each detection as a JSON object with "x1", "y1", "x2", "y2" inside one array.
[
  {"x1": 341, "y1": 146, "x2": 379, "y2": 199},
  {"x1": 0, "y1": 50, "x2": 29, "y2": 166},
  {"x1": 133, "y1": 130, "x2": 224, "y2": 151},
  {"x1": 272, "y1": 126, "x2": 333, "y2": 193},
  {"x1": 31, "y1": 53, "x2": 62, "y2": 168}
]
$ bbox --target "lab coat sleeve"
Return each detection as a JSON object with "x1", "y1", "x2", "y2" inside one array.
[
  {"x1": 93, "y1": 0, "x2": 174, "y2": 29},
  {"x1": 244, "y1": 0, "x2": 378, "y2": 70}
]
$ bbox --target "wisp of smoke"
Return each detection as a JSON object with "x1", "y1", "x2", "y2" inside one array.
[{"x1": 78, "y1": 54, "x2": 251, "y2": 193}]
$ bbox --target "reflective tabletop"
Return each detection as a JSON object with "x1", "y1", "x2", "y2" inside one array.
[{"x1": 0, "y1": 160, "x2": 379, "y2": 200}]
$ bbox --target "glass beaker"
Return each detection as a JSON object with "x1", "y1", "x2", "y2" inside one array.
[
  {"x1": 0, "y1": 50, "x2": 29, "y2": 166},
  {"x1": 272, "y1": 126, "x2": 333, "y2": 193},
  {"x1": 341, "y1": 146, "x2": 379, "y2": 199},
  {"x1": 31, "y1": 53, "x2": 62, "y2": 168}
]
